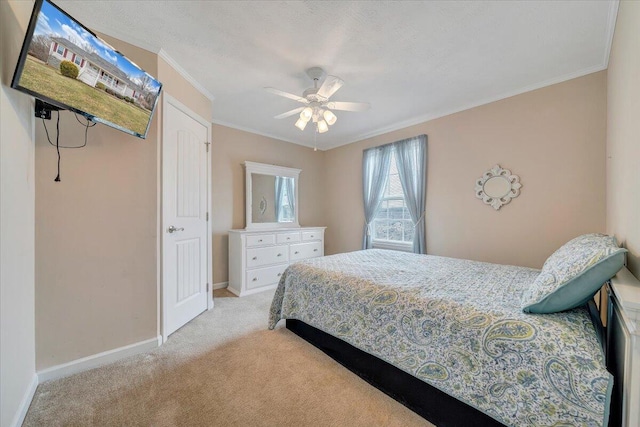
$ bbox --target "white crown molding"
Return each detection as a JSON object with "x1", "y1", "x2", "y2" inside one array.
[
  {"x1": 10, "y1": 374, "x2": 38, "y2": 427},
  {"x1": 158, "y1": 49, "x2": 215, "y2": 102},
  {"x1": 83, "y1": 23, "x2": 215, "y2": 105},
  {"x1": 321, "y1": 65, "x2": 608, "y2": 151},
  {"x1": 37, "y1": 336, "x2": 161, "y2": 383},
  {"x1": 211, "y1": 118, "x2": 320, "y2": 150},
  {"x1": 322, "y1": 1, "x2": 620, "y2": 151},
  {"x1": 603, "y1": 0, "x2": 620, "y2": 68},
  {"x1": 216, "y1": 62, "x2": 609, "y2": 152}
]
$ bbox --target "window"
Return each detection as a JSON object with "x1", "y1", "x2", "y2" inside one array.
[
  {"x1": 56, "y1": 44, "x2": 64, "y2": 55},
  {"x1": 278, "y1": 187, "x2": 294, "y2": 222},
  {"x1": 101, "y1": 73, "x2": 114, "y2": 86},
  {"x1": 73, "y1": 55, "x2": 82, "y2": 66},
  {"x1": 275, "y1": 176, "x2": 295, "y2": 223},
  {"x1": 372, "y1": 148, "x2": 414, "y2": 248},
  {"x1": 362, "y1": 135, "x2": 426, "y2": 253}
]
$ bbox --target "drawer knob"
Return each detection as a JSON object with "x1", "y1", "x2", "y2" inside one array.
[
  {"x1": 310, "y1": 235, "x2": 314, "y2": 238},
  {"x1": 252, "y1": 256, "x2": 257, "y2": 260},
  {"x1": 313, "y1": 249, "x2": 318, "y2": 252},
  {"x1": 258, "y1": 239, "x2": 263, "y2": 242},
  {"x1": 287, "y1": 237, "x2": 290, "y2": 240},
  {"x1": 294, "y1": 251, "x2": 299, "y2": 254},
  {"x1": 252, "y1": 277, "x2": 257, "y2": 281},
  {"x1": 277, "y1": 273, "x2": 282, "y2": 277},
  {"x1": 277, "y1": 253, "x2": 282, "y2": 257}
]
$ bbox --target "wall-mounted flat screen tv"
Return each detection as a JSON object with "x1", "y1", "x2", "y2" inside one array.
[{"x1": 11, "y1": 0, "x2": 162, "y2": 139}]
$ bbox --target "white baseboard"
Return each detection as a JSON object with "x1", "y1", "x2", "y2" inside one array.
[
  {"x1": 10, "y1": 373, "x2": 38, "y2": 427},
  {"x1": 37, "y1": 336, "x2": 161, "y2": 383},
  {"x1": 213, "y1": 281, "x2": 228, "y2": 290}
]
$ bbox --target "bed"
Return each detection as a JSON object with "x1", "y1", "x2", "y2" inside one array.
[{"x1": 269, "y1": 247, "x2": 617, "y2": 427}]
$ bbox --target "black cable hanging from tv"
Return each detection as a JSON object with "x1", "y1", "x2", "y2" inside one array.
[
  {"x1": 41, "y1": 108, "x2": 95, "y2": 182},
  {"x1": 54, "y1": 113, "x2": 61, "y2": 181}
]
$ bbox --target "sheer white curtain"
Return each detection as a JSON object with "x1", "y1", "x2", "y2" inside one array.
[
  {"x1": 275, "y1": 177, "x2": 295, "y2": 222},
  {"x1": 394, "y1": 135, "x2": 427, "y2": 254},
  {"x1": 362, "y1": 144, "x2": 393, "y2": 249},
  {"x1": 284, "y1": 177, "x2": 295, "y2": 221},
  {"x1": 275, "y1": 176, "x2": 285, "y2": 222}
]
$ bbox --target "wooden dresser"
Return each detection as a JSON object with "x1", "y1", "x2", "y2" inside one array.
[{"x1": 228, "y1": 227, "x2": 326, "y2": 297}]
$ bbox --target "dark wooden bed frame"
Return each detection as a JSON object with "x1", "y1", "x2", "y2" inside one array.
[{"x1": 286, "y1": 299, "x2": 613, "y2": 427}]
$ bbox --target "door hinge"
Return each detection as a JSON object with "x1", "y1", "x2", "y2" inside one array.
[
  {"x1": 206, "y1": 283, "x2": 210, "y2": 292},
  {"x1": 206, "y1": 212, "x2": 209, "y2": 221},
  {"x1": 204, "y1": 141, "x2": 210, "y2": 152}
]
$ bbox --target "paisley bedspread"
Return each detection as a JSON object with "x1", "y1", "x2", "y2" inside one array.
[{"x1": 268, "y1": 249, "x2": 612, "y2": 427}]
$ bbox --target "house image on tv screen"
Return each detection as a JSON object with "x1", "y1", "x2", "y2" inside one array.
[{"x1": 47, "y1": 37, "x2": 144, "y2": 103}]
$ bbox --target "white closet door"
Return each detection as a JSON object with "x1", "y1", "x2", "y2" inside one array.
[{"x1": 163, "y1": 99, "x2": 209, "y2": 337}]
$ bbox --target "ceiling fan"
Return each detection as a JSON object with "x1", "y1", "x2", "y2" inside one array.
[{"x1": 265, "y1": 67, "x2": 370, "y2": 134}]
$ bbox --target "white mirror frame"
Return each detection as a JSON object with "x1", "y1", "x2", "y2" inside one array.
[
  {"x1": 475, "y1": 164, "x2": 522, "y2": 210},
  {"x1": 245, "y1": 161, "x2": 301, "y2": 229}
]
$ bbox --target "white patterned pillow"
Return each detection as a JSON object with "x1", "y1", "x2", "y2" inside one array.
[{"x1": 521, "y1": 233, "x2": 626, "y2": 313}]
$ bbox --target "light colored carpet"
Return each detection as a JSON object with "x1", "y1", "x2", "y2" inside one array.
[{"x1": 23, "y1": 289, "x2": 431, "y2": 426}]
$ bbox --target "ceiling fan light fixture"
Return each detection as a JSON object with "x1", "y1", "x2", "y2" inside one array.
[
  {"x1": 317, "y1": 119, "x2": 329, "y2": 133},
  {"x1": 295, "y1": 117, "x2": 308, "y2": 131},
  {"x1": 300, "y1": 107, "x2": 313, "y2": 121},
  {"x1": 266, "y1": 68, "x2": 370, "y2": 136},
  {"x1": 323, "y1": 109, "x2": 337, "y2": 126}
]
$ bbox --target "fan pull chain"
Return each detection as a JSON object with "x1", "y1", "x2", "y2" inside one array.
[{"x1": 314, "y1": 126, "x2": 318, "y2": 151}]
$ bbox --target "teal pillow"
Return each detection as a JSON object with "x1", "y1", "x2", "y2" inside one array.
[{"x1": 522, "y1": 234, "x2": 627, "y2": 313}]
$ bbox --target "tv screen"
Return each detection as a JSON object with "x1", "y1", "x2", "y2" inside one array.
[{"x1": 11, "y1": 0, "x2": 162, "y2": 139}]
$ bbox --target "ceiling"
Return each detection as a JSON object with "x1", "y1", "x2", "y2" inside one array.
[{"x1": 56, "y1": 1, "x2": 618, "y2": 150}]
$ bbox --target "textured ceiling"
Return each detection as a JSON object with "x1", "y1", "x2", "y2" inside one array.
[{"x1": 56, "y1": 1, "x2": 618, "y2": 150}]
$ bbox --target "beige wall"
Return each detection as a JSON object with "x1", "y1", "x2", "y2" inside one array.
[
  {"x1": 34, "y1": 30, "x2": 213, "y2": 369},
  {"x1": 1, "y1": 0, "x2": 37, "y2": 425},
  {"x1": 324, "y1": 71, "x2": 607, "y2": 269},
  {"x1": 157, "y1": 57, "x2": 212, "y2": 122},
  {"x1": 211, "y1": 125, "x2": 325, "y2": 284},
  {"x1": 607, "y1": 0, "x2": 640, "y2": 278},
  {"x1": 34, "y1": 36, "x2": 159, "y2": 370}
]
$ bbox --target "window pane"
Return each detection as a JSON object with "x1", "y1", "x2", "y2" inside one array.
[
  {"x1": 371, "y1": 147, "x2": 416, "y2": 246},
  {"x1": 374, "y1": 219, "x2": 388, "y2": 240},
  {"x1": 387, "y1": 220, "x2": 403, "y2": 241},
  {"x1": 376, "y1": 200, "x2": 388, "y2": 220},
  {"x1": 403, "y1": 220, "x2": 415, "y2": 242},
  {"x1": 388, "y1": 199, "x2": 404, "y2": 219}
]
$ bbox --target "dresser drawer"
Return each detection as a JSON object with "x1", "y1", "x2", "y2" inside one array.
[
  {"x1": 246, "y1": 245, "x2": 289, "y2": 268},
  {"x1": 229, "y1": 227, "x2": 325, "y2": 297},
  {"x1": 246, "y1": 264, "x2": 287, "y2": 290},
  {"x1": 246, "y1": 234, "x2": 275, "y2": 247},
  {"x1": 302, "y1": 231, "x2": 321, "y2": 241},
  {"x1": 277, "y1": 232, "x2": 301, "y2": 244},
  {"x1": 290, "y1": 241, "x2": 323, "y2": 261}
]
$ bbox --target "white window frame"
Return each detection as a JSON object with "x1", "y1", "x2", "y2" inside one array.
[
  {"x1": 372, "y1": 239, "x2": 413, "y2": 252},
  {"x1": 371, "y1": 148, "x2": 413, "y2": 251},
  {"x1": 56, "y1": 44, "x2": 64, "y2": 55},
  {"x1": 73, "y1": 55, "x2": 82, "y2": 66}
]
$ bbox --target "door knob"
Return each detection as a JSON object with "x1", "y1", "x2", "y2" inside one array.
[{"x1": 167, "y1": 225, "x2": 184, "y2": 233}]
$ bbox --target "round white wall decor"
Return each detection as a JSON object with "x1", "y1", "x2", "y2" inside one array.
[{"x1": 475, "y1": 165, "x2": 522, "y2": 210}]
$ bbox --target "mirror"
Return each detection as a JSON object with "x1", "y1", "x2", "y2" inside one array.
[
  {"x1": 475, "y1": 164, "x2": 522, "y2": 210},
  {"x1": 245, "y1": 161, "x2": 301, "y2": 229},
  {"x1": 483, "y1": 176, "x2": 511, "y2": 198}
]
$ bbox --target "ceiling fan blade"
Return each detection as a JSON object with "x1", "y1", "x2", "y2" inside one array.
[
  {"x1": 265, "y1": 87, "x2": 309, "y2": 103},
  {"x1": 327, "y1": 101, "x2": 371, "y2": 112},
  {"x1": 317, "y1": 76, "x2": 344, "y2": 99},
  {"x1": 274, "y1": 107, "x2": 305, "y2": 119}
]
